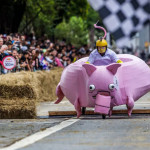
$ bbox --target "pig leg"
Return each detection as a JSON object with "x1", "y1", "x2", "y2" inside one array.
[
  {"x1": 74, "y1": 98, "x2": 81, "y2": 118},
  {"x1": 109, "y1": 107, "x2": 113, "y2": 117},
  {"x1": 126, "y1": 96, "x2": 134, "y2": 117},
  {"x1": 55, "y1": 84, "x2": 64, "y2": 104}
]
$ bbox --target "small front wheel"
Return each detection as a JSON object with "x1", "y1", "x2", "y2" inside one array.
[
  {"x1": 82, "y1": 107, "x2": 86, "y2": 115},
  {"x1": 102, "y1": 115, "x2": 106, "y2": 119}
]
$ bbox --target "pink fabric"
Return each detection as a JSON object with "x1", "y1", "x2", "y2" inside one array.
[
  {"x1": 95, "y1": 94, "x2": 111, "y2": 106},
  {"x1": 94, "y1": 94, "x2": 111, "y2": 115},
  {"x1": 55, "y1": 57, "x2": 64, "y2": 68},
  {"x1": 95, "y1": 105, "x2": 110, "y2": 115},
  {"x1": 56, "y1": 54, "x2": 150, "y2": 117}
]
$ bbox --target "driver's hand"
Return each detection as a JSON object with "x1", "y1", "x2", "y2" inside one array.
[{"x1": 117, "y1": 60, "x2": 123, "y2": 63}]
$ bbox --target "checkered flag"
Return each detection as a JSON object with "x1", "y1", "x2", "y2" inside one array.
[{"x1": 88, "y1": 0, "x2": 150, "y2": 48}]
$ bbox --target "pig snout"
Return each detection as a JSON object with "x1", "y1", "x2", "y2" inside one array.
[{"x1": 94, "y1": 94, "x2": 111, "y2": 115}]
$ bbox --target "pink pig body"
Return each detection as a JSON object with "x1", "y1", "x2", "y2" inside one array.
[{"x1": 55, "y1": 54, "x2": 150, "y2": 117}]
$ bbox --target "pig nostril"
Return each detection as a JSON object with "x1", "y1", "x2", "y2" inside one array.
[{"x1": 93, "y1": 96, "x2": 96, "y2": 99}]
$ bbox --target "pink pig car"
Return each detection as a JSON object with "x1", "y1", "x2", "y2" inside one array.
[{"x1": 55, "y1": 54, "x2": 150, "y2": 118}]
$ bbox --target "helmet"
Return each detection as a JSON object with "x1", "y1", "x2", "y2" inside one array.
[{"x1": 96, "y1": 39, "x2": 107, "y2": 47}]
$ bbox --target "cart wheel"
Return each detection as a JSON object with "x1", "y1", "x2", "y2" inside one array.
[
  {"x1": 102, "y1": 115, "x2": 106, "y2": 119},
  {"x1": 82, "y1": 107, "x2": 86, "y2": 115}
]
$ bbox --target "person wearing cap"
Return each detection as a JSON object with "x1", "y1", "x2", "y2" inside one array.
[{"x1": 86, "y1": 38, "x2": 123, "y2": 66}]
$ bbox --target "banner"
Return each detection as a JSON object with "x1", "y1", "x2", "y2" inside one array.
[{"x1": 2, "y1": 56, "x2": 16, "y2": 70}]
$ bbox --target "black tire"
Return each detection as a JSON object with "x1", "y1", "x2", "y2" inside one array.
[
  {"x1": 102, "y1": 115, "x2": 106, "y2": 119},
  {"x1": 82, "y1": 107, "x2": 86, "y2": 115}
]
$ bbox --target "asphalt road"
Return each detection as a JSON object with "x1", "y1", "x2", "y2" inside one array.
[
  {"x1": 0, "y1": 93, "x2": 150, "y2": 150},
  {"x1": 0, "y1": 114, "x2": 150, "y2": 150},
  {"x1": 0, "y1": 118, "x2": 65, "y2": 148}
]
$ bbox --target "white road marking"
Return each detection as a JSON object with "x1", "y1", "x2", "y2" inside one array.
[{"x1": 0, "y1": 118, "x2": 79, "y2": 150}]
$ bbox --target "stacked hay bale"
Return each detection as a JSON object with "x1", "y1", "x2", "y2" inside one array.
[
  {"x1": 0, "y1": 85, "x2": 36, "y2": 119},
  {"x1": 0, "y1": 68, "x2": 63, "y2": 119}
]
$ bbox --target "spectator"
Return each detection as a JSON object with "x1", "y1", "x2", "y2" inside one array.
[
  {"x1": 0, "y1": 45, "x2": 9, "y2": 61},
  {"x1": 11, "y1": 50, "x2": 19, "y2": 72},
  {"x1": 140, "y1": 50, "x2": 146, "y2": 61},
  {"x1": 79, "y1": 45, "x2": 86, "y2": 55},
  {"x1": 0, "y1": 38, "x2": 3, "y2": 48},
  {"x1": 0, "y1": 45, "x2": 10, "y2": 74},
  {"x1": 32, "y1": 50, "x2": 40, "y2": 71},
  {"x1": 0, "y1": 32, "x2": 130, "y2": 75},
  {"x1": 20, "y1": 51, "x2": 31, "y2": 71}
]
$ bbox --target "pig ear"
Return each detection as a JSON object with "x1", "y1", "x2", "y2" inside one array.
[
  {"x1": 82, "y1": 64, "x2": 97, "y2": 76},
  {"x1": 106, "y1": 63, "x2": 121, "y2": 75}
]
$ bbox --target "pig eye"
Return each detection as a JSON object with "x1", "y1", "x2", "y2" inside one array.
[
  {"x1": 109, "y1": 84, "x2": 115, "y2": 90},
  {"x1": 89, "y1": 85, "x2": 95, "y2": 91}
]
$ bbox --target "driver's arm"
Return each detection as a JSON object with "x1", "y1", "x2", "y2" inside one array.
[
  {"x1": 85, "y1": 52, "x2": 94, "y2": 64},
  {"x1": 111, "y1": 51, "x2": 123, "y2": 64}
]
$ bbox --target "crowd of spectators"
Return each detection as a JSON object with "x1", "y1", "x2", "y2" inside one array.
[
  {"x1": 0, "y1": 33, "x2": 91, "y2": 74},
  {"x1": 0, "y1": 33, "x2": 149, "y2": 74}
]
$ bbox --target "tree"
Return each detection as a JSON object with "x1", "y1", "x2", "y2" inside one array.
[
  {"x1": 66, "y1": 0, "x2": 89, "y2": 19},
  {"x1": 18, "y1": 0, "x2": 107, "y2": 46},
  {"x1": 55, "y1": 16, "x2": 88, "y2": 48},
  {"x1": 19, "y1": 0, "x2": 56, "y2": 37},
  {"x1": 19, "y1": 0, "x2": 90, "y2": 39},
  {"x1": 86, "y1": 5, "x2": 106, "y2": 48},
  {"x1": 68, "y1": 16, "x2": 88, "y2": 47},
  {"x1": 54, "y1": 20, "x2": 70, "y2": 42},
  {"x1": 0, "y1": 0, "x2": 26, "y2": 33}
]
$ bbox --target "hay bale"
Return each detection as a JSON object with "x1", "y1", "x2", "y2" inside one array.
[
  {"x1": 0, "y1": 67, "x2": 63, "y2": 119},
  {"x1": 35, "y1": 68, "x2": 63, "y2": 101},
  {"x1": 0, "y1": 99, "x2": 36, "y2": 119},
  {"x1": 0, "y1": 67, "x2": 63, "y2": 101},
  {"x1": 0, "y1": 85, "x2": 35, "y2": 99}
]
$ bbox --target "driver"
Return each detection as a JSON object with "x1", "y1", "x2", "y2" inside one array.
[{"x1": 86, "y1": 38, "x2": 123, "y2": 66}]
